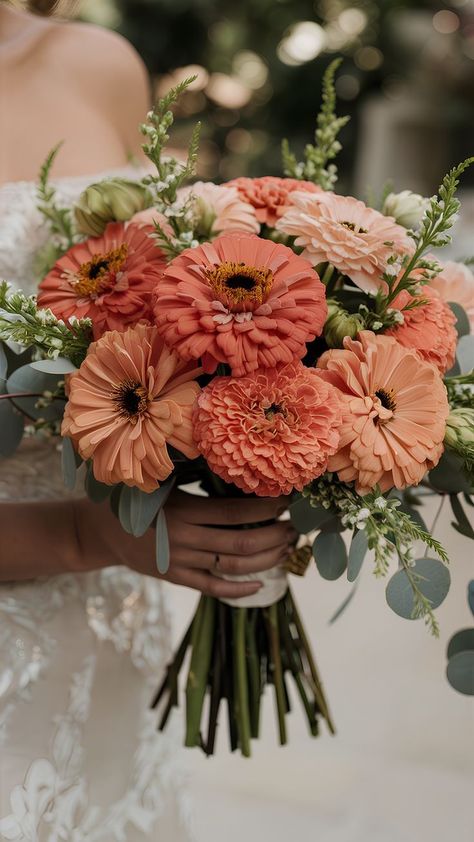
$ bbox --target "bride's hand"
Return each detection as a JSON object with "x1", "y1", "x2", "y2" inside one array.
[{"x1": 157, "y1": 490, "x2": 296, "y2": 599}]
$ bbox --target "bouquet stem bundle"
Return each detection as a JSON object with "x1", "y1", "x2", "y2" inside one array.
[{"x1": 152, "y1": 587, "x2": 335, "y2": 757}]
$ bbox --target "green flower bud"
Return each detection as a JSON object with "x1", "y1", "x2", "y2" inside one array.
[
  {"x1": 444, "y1": 408, "x2": 474, "y2": 451},
  {"x1": 324, "y1": 303, "x2": 365, "y2": 348},
  {"x1": 74, "y1": 178, "x2": 153, "y2": 237},
  {"x1": 382, "y1": 190, "x2": 430, "y2": 230}
]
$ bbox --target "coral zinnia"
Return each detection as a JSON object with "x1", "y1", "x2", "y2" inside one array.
[
  {"x1": 386, "y1": 286, "x2": 457, "y2": 374},
  {"x1": 178, "y1": 181, "x2": 260, "y2": 237},
  {"x1": 316, "y1": 331, "x2": 449, "y2": 495},
  {"x1": 428, "y1": 260, "x2": 474, "y2": 333},
  {"x1": 193, "y1": 362, "x2": 342, "y2": 497},
  {"x1": 277, "y1": 192, "x2": 411, "y2": 294},
  {"x1": 226, "y1": 176, "x2": 321, "y2": 227},
  {"x1": 38, "y1": 222, "x2": 166, "y2": 339},
  {"x1": 62, "y1": 323, "x2": 200, "y2": 491},
  {"x1": 153, "y1": 233, "x2": 327, "y2": 376}
]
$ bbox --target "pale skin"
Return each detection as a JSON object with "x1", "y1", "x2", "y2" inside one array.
[{"x1": 0, "y1": 4, "x2": 296, "y2": 594}]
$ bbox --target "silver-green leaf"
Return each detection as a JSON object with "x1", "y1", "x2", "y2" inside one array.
[
  {"x1": 313, "y1": 531, "x2": 347, "y2": 580},
  {"x1": 156, "y1": 507, "x2": 170, "y2": 574},
  {"x1": 386, "y1": 557, "x2": 451, "y2": 620},
  {"x1": 347, "y1": 529, "x2": 368, "y2": 582}
]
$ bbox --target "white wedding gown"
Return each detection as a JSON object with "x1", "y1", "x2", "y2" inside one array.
[{"x1": 0, "y1": 172, "x2": 194, "y2": 842}]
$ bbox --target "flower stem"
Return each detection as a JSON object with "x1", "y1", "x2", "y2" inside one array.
[
  {"x1": 264, "y1": 603, "x2": 287, "y2": 746},
  {"x1": 185, "y1": 596, "x2": 216, "y2": 747},
  {"x1": 233, "y1": 607, "x2": 252, "y2": 757}
]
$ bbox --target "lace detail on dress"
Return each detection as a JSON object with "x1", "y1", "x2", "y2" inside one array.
[{"x1": 0, "y1": 172, "x2": 192, "y2": 841}]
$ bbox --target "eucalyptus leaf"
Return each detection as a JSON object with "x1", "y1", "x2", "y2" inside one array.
[
  {"x1": 290, "y1": 497, "x2": 335, "y2": 534},
  {"x1": 156, "y1": 507, "x2": 170, "y2": 574},
  {"x1": 0, "y1": 399, "x2": 24, "y2": 457},
  {"x1": 456, "y1": 335, "x2": 474, "y2": 374},
  {"x1": 347, "y1": 529, "x2": 369, "y2": 582},
  {"x1": 313, "y1": 531, "x2": 347, "y2": 580},
  {"x1": 31, "y1": 357, "x2": 77, "y2": 375},
  {"x1": 61, "y1": 437, "x2": 79, "y2": 491},
  {"x1": 449, "y1": 494, "x2": 474, "y2": 539},
  {"x1": 449, "y1": 302, "x2": 471, "y2": 338},
  {"x1": 385, "y1": 557, "x2": 451, "y2": 620},
  {"x1": 329, "y1": 583, "x2": 358, "y2": 624},
  {"x1": 396, "y1": 503, "x2": 427, "y2": 532},
  {"x1": 446, "y1": 651, "x2": 474, "y2": 695},
  {"x1": 429, "y1": 452, "x2": 472, "y2": 495},
  {"x1": 468, "y1": 581, "x2": 474, "y2": 616},
  {"x1": 129, "y1": 477, "x2": 175, "y2": 538},
  {"x1": 6, "y1": 364, "x2": 64, "y2": 422},
  {"x1": 118, "y1": 485, "x2": 134, "y2": 534},
  {"x1": 447, "y1": 628, "x2": 474, "y2": 660},
  {"x1": 0, "y1": 344, "x2": 7, "y2": 380},
  {"x1": 445, "y1": 358, "x2": 461, "y2": 377},
  {"x1": 84, "y1": 464, "x2": 113, "y2": 503}
]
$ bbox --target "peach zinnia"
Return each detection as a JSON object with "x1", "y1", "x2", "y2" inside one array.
[
  {"x1": 316, "y1": 331, "x2": 449, "y2": 495},
  {"x1": 153, "y1": 233, "x2": 327, "y2": 376},
  {"x1": 62, "y1": 323, "x2": 200, "y2": 491},
  {"x1": 428, "y1": 260, "x2": 474, "y2": 332},
  {"x1": 386, "y1": 286, "x2": 457, "y2": 374},
  {"x1": 38, "y1": 222, "x2": 166, "y2": 338},
  {"x1": 193, "y1": 362, "x2": 342, "y2": 497},
  {"x1": 226, "y1": 176, "x2": 321, "y2": 227},
  {"x1": 277, "y1": 192, "x2": 411, "y2": 294},
  {"x1": 178, "y1": 181, "x2": 260, "y2": 236}
]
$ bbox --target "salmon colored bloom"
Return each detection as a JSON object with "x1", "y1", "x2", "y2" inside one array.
[
  {"x1": 130, "y1": 207, "x2": 174, "y2": 238},
  {"x1": 193, "y1": 362, "x2": 342, "y2": 496},
  {"x1": 62, "y1": 323, "x2": 200, "y2": 491},
  {"x1": 277, "y1": 192, "x2": 411, "y2": 293},
  {"x1": 316, "y1": 331, "x2": 449, "y2": 495},
  {"x1": 428, "y1": 260, "x2": 474, "y2": 332},
  {"x1": 386, "y1": 286, "x2": 457, "y2": 374},
  {"x1": 153, "y1": 233, "x2": 327, "y2": 376},
  {"x1": 178, "y1": 181, "x2": 260, "y2": 236},
  {"x1": 38, "y1": 222, "x2": 166, "y2": 339},
  {"x1": 226, "y1": 176, "x2": 321, "y2": 227}
]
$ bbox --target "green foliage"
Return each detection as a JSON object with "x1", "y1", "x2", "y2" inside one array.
[
  {"x1": 281, "y1": 59, "x2": 350, "y2": 190},
  {"x1": 36, "y1": 144, "x2": 75, "y2": 248}
]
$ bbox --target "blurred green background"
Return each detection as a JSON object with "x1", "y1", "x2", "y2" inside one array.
[{"x1": 76, "y1": 1, "x2": 474, "y2": 193}]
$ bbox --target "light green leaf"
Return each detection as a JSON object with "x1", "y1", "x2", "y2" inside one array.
[
  {"x1": 84, "y1": 464, "x2": 113, "y2": 503},
  {"x1": 61, "y1": 437, "x2": 79, "y2": 490},
  {"x1": 118, "y1": 485, "x2": 134, "y2": 534},
  {"x1": 156, "y1": 507, "x2": 170, "y2": 574},
  {"x1": 456, "y1": 335, "x2": 474, "y2": 374},
  {"x1": 0, "y1": 344, "x2": 7, "y2": 380},
  {"x1": 313, "y1": 531, "x2": 347, "y2": 580},
  {"x1": 129, "y1": 478, "x2": 175, "y2": 538},
  {"x1": 449, "y1": 302, "x2": 471, "y2": 338},
  {"x1": 347, "y1": 529, "x2": 368, "y2": 582},
  {"x1": 290, "y1": 497, "x2": 335, "y2": 534},
  {"x1": 31, "y1": 357, "x2": 77, "y2": 375},
  {"x1": 0, "y1": 400, "x2": 24, "y2": 457},
  {"x1": 447, "y1": 628, "x2": 474, "y2": 660},
  {"x1": 386, "y1": 557, "x2": 451, "y2": 620},
  {"x1": 6, "y1": 364, "x2": 63, "y2": 422},
  {"x1": 446, "y1": 651, "x2": 474, "y2": 695},
  {"x1": 450, "y1": 494, "x2": 474, "y2": 540}
]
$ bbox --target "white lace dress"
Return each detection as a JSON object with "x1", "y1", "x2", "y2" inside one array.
[{"x1": 0, "y1": 173, "x2": 193, "y2": 842}]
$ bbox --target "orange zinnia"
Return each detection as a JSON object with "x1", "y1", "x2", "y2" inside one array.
[
  {"x1": 316, "y1": 331, "x2": 449, "y2": 495},
  {"x1": 62, "y1": 323, "x2": 200, "y2": 491},
  {"x1": 386, "y1": 286, "x2": 458, "y2": 374},
  {"x1": 226, "y1": 176, "x2": 321, "y2": 227},
  {"x1": 38, "y1": 222, "x2": 166, "y2": 338},
  {"x1": 153, "y1": 233, "x2": 327, "y2": 376}
]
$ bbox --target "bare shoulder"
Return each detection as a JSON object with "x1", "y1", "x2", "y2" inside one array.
[{"x1": 46, "y1": 22, "x2": 150, "y2": 151}]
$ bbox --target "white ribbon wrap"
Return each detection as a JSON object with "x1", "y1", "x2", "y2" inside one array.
[{"x1": 217, "y1": 565, "x2": 289, "y2": 608}]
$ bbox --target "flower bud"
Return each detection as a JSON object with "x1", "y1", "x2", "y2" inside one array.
[
  {"x1": 444, "y1": 408, "x2": 474, "y2": 451},
  {"x1": 382, "y1": 190, "x2": 430, "y2": 230},
  {"x1": 74, "y1": 178, "x2": 153, "y2": 237},
  {"x1": 324, "y1": 303, "x2": 365, "y2": 348}
]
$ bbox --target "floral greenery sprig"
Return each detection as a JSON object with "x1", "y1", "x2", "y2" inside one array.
[
  {"x1": 0, "y1": 282, "x2": 91, "y2": 367},
  {"x1": 36, "y1": 143, "x2": 75, "y2": 248},
  {"x1": 306, "y1": 478, "x2": 449, "y2": 635},
  {"x1": 373, "y1": 158, "x2": 474, "y2": 324},
  {"x1": 282, "y1": 58, "x2": 350, "y2": 190}
]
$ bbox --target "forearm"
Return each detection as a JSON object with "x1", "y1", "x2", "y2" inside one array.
[{"x1": 0, "y1": 497, "x2": 154, "y2": 581}]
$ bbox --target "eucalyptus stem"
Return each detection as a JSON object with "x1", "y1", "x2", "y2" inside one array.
[
  {"x1": 233, "y1": 607, "x2": 252, "y2": 757},
  {"x1": 265, "y1": 604, "x2": 287, "y2": 746},
  {"x1": 246, "y1": 608, "x2": 262, "y2": 739},
  {"x1": 185, "y1": 596, "x2": 215, "y2": 747},
  {"x1": 151, "y1": 618, "x2": 193, "y2": 712},
  {"x1": 277, "y1": 600, "x2": 319, "y2": 737}
]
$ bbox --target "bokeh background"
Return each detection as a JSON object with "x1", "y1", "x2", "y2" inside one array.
[{"x1": 72, "y1": 3, "x2": 473, "y2": 840}]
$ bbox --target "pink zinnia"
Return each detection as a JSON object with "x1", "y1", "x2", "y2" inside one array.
[
  {"x1": 193, "y1": 362, "x2": 342, "y2": 497},
  {"x1": 386, "y1": 286, "x2": 457, "y2": 374},
  {"x1": 62, "y1": 323, "x2": 200, "y2": 492},
  {"x1": 178, "y1": 181, "x2": 260, "y2": 236},
  {"x1": 38, "y1": 222, "x2": 166, "y2": 338},
  {"x1": 153, "y1": 233, "x2": 327, "y2": 376},
  {"x1": 226, "y1": 176, "x2": 321, "y2": 227},
  {"x1": 316, "y1": 331, "x2": 449, "y2": 495},
  {"x1": 277, "y1": 192, "x2": 411, "y2": 293},
  {"x1": 428, "y1": 260, "x2": 474, "y2": 332}
]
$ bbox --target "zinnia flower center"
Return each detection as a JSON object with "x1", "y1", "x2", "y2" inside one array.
[
  {"x1": 112, "y1": 379, "x2": 149, "y2": 420},
  {"x1": 73, "y1": 243, "x2": 128, "y2": 298},
  {"x1": 205, "y1": 260, "x2": 273, "y2": 309},
  {"x1": 375, "y1": 388, "x2": 397, "y2": 412},
  {"x1": 340, "y1": 220, "x2": 368, "y2": 234},
  {"x1": 264, "y1": 402, "x2": 286, "y2": 421}
]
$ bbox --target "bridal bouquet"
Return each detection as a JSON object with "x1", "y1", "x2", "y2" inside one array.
[{"x1": 1, "y1": 62, "x2": 473, "y2": 755}]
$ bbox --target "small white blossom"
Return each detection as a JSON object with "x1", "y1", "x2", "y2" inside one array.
[{"x1": 383, "y1": 190, "x2": 431, "y2": 229}]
